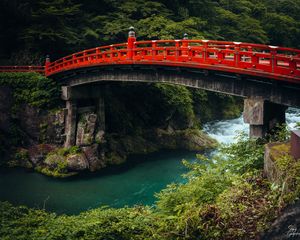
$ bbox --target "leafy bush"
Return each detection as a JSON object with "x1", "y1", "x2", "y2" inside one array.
[
  {"x1": 0, "y1": 72, "x2": 61, "y2": 111},
  {"x1": 1, "y1": 134, "x2": 299, "y2": 239}
]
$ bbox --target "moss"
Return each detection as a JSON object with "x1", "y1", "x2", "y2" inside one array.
[
  {"x1": 267, "y1": 142, "x2": 300, "y2": 204},
  {"x1": 35, "y1": 166, "x2": 77, "y2": 178},
  {"x1": 8, "y1": 148, "x2": 32, "y2": 168},
  {"x1": 39, "y1": 122, "x2": 48, "y2": 143},
  {"x1": 269, "y1": 143, "x2": 292, "y2": 172}
]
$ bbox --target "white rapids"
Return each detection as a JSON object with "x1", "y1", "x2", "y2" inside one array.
[{"x1": 203, "y1": 107, "x2": 300, "y2": 144}]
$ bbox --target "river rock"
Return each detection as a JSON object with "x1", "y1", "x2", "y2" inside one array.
[
  {"x1": 264, "y1": 142, "x2": 292, "y2": 187},
  {"x1": 82, "y1": 144, "x2": 106, "y2": 171},
  {"x1": 66, "y1": 153, "x2": 89, "y2": 171},
  {"x1": 28, "y1": 144, "x2": 56, "y2": 165},
  {"x1": 261, "y1": 199, "x2": 300, "y2": 240}
]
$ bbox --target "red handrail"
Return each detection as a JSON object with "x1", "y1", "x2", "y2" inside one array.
[
  {"x1": 1, "y1": 39, "x2": 300, "y2": 83},
  {"x1": 44, "y1": 39, "x2": 300, "y2": 83}
]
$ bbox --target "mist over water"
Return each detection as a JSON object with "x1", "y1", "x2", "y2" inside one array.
[{"x1": 0, "y1": 108, "x2": 299, "y2": 214}]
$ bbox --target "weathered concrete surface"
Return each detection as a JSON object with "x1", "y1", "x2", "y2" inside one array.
[
  {"x1": 64, "y1": 100, "x2": 77, "y2": 147},
  {"x1": 57, "y1": 66, "x2": 300, "y2": 140},
  {"x1": 243, "y1": 98, "x2": 264, "y2": 125},
  {"x1": 244, "y1": 98, "x2": 287, "y2": 137},
  {"x1": 291, "y1": 130, "x2": 300, "y2": 160},
  {"x1": 57, "y1": 65, "x2": 300, "y2": 107}
]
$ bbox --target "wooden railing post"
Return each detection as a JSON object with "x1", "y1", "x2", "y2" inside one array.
[
  {"x1": 127, "y1": 26, "x2": 136, "y2": 60},
  {"x1": 45, "y1": 55, "x2": 50, "y2": 75},
  {"x1": 202, "y1": 40, "x2": 209, "y2": 62},
  {"x1": 152, "y1": 40, "x2": 157, "y2": 60},
  {"x1": 175, "y1": 40, "x2": 180, "y2": 61},
  {"x1": 234, "y1": 42, "x2": 241, "y2": 67},
  {"x1": 269, "y1": 46, "x2": 278, "y2": 73}
]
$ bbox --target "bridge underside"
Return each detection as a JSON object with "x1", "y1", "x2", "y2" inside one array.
[{"x1": 54, "y1": 65, "x2": 300, "y2": 145}]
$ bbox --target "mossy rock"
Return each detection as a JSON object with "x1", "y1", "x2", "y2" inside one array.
[
  {"x1": 264, "y1": 142, "x2": 300, "y2": 197},
  {"x1": 8, "y1": 148, "x2": 32, "y2": 168}
]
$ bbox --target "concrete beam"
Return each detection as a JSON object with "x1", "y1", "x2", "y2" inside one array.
[
  {"x1": 244, "y1": 98, "x2": 287, "y2": 138},
  {"x1": 96, "y1": 95, "x2": 105, "y2": 131},
  {"x1": 55, "y1": 66, "x2": 300, "y2": 107},
  {"x1": 64, "y1": 100, "x2": 77, "y2": 147}
]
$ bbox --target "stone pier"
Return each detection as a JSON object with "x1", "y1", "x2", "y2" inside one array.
[
  {"x1": 243, "y1": 98, "x2": 287, "y2": 138},
  {"x1": 64, "y1": 100, "x2": 77, "y2": 147},
  {"x1": 62, "y1": 86, "x2": 106, "y2": 147}
]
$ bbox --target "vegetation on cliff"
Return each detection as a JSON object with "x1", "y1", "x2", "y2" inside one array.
[
  {"x1": 0, "y1": 73, "x2": 240, "y2": 173},
  {"x1": 0, "y1": 72, "x2": 60, "y2": 110},
  {"x1": 1, "y1": 130, "x2": 299, "y2": 239},
  {"x1": 1, "y1": 0, "x2": 300, "y2": 63}
]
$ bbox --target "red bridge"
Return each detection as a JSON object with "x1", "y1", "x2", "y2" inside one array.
[
  {"x1": 1, "y1": 29, "x2": 300, "y2": 83},
  {"x1": 1, "y1": 28, "x2": 300, "y2": 143}
]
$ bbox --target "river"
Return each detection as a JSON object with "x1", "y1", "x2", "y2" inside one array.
[{"x1": 0, "y1": 108, "x2": 299, "y2": 214}]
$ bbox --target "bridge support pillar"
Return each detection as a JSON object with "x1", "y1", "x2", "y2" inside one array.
[
  {"x1": 243, "y1": 98, "x2": 287, "y2": 138},
  {"x1": 96, "y1": 95, "x2": 105, "y2": 131},
  {"x1": 64, "y1": 100, "x2": 77, "y2": 147}
]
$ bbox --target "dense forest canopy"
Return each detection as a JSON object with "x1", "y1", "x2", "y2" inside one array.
[{"x1": 0, "y1": 0, "x2": 300, "y2": 64}]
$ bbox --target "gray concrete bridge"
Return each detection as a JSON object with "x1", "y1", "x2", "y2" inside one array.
[{"x1": 55, "y1": 64, "x2": 300, "y2": 147}]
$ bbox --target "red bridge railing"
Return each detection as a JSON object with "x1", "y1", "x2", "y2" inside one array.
[
  {"x1": 1, "y1": 30, "x2": 300, "y2": 83},
  {"x1": 45, "y1": 38, "x2": 300, "y2": 83}
]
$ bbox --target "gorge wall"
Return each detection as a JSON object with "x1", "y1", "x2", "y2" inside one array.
[{"x1": 0, "y1": 73, "x2": 243, "y2": 177}]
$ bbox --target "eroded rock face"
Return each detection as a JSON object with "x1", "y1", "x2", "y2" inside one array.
[
  {"x1": 264, "y1": 142, "x2": 291, "y2": 185},
  {"x1": 66, "y1": 153, "x2": 89, "y2": 171},
  {"x1": 261, "y1": 199, "x2": 300, "y2": 240},
  {"x1": 82, "y1": 144, "x2": 106, "y2": 171},
  {"x1": 28, "y1": 144, "x2": 56, "y2": 165},
  {"x1": 76, "y1": 113, "x2": 97, "y2": 146},
  {"x1": 41, "y1": 110, "x2": 65, "y2": 145}
]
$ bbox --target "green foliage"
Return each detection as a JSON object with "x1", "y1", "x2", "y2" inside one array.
[
  {"x1": 54, "y1": 146, "x2": 81, "y2": 156},
  {"x1": 2, "y1": 135, "x2": 300, "y2": 239},
  {"x1": 191, "y1": 89, "x2": 243, "y2": 124},
  {"x1": 0, "y1": 72, "x2": 60, "y2": 110},
  {"x1": 1, "y1": 0, "x2": 300, "y2": 62},
  {"x1": 38, "y1": 146, "x2": 82, "y2": 178},
  {"x1": 153, "y1": 83, "x2": 194, "y2": 118},
  {"x1": 219, "y1": 133, "x2": 265, "y2": 174},
  {"x1": 8, "y1": 148, "x2": 32, "y2": 168}
]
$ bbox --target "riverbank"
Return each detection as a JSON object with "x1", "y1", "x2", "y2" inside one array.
[
  {"x1": 1, "y1": 130, "x2": 300, "y2": 239},
  {"x1": 0, "y1": 72, "x2": 242, "y2": 177}
]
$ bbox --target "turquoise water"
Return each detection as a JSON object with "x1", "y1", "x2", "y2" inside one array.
[
  {"x1": 0, "y1": 150, "x2": 199, "y2": 214},
  {"x1": 1, "y1": 109, "x2": 298, "y2": 215}
]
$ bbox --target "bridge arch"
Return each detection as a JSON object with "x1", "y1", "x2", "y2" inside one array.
[
  {"x1": 1, "y1": 28, "x2": 300, "y2": 145},
  {"x1": 59, "y1": 64, "x2": 300, "y2": 146}
]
